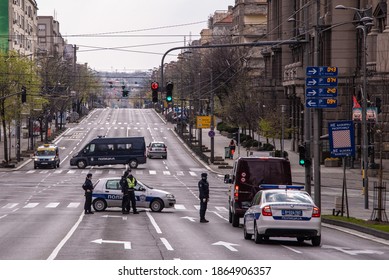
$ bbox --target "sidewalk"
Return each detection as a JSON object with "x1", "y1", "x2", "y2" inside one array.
[{"x1": 167, "y1": 120, "x2": 389, "y2": 237}]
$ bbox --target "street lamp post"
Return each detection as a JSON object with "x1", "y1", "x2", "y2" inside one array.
[{"x1": 335, "y1": 5, "x2": 373, "y2": 209}]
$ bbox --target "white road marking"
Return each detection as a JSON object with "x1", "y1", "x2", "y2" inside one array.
[
  {"x1": 146, "y1": 211, "x2": 162, "y2": 234},
  {"x1": 160, "y1": 238, "x2": 174, "y2": 251},
  {"x1": 46, "y1": 203, "x2": 60, "y2": 208},
  {"x1": 23, "y1": 203, "x2": 39, "y2": 208}
]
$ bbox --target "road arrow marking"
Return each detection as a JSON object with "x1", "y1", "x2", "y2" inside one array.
[
  {"x1": 91, "y1": 239, "x2": 132, "y2": 249},
  {"x1": 102, "y1": 214, "x2": 128, "y2": 220},
  {"x1": 323, "y1": 245, "x2": 384, "y2": 256},
  {"x1": 181, "y1": 216, "x2": 197, "y2": 222},
  {"x1": 212, "y1": 241, "x2": 239, "y2": 252}
]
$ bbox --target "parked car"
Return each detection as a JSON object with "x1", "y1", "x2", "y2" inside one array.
[
  {"x1": 147, "y1": 141, "x2": 167, "y2": 159},
  {"x1": 243, "y1": 185, "x2": 321, "y2": 246},
  {"x1": 92, "y1": 177, "x2": 176, "y2": 212}
]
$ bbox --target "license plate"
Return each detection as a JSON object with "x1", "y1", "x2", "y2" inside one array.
[{"x1": 282, "y1": 209, "x2": 302, "y2": 216}]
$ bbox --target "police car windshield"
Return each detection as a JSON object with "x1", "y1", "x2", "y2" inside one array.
[{"x1": 36, "y1": 150, "x2": 56, "y2": 156}]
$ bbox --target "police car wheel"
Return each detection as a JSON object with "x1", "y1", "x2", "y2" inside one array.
[
  {"x1": 150, "y1": 199, "x2": 164, "y2": 212},
  {"x1": 312, "y1": 236, "x2": 321, "y2": 247},
  {"x1": 254, "y1": 223, "x2": 263, "y2": 244},
  {"x1": 93, "y1": 199, "x2": 107, "y2": 212},
  {"x1": 243, "y1": 224, "x2": 252, "y2": 240}
]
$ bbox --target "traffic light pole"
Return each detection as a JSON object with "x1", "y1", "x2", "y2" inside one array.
[{"x1": 160, "y1": 40, "x2": 305, "y2": 97}]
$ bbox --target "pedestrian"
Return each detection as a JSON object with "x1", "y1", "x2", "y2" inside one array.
[
  {"x1": 229, "y1": 139, "x2": 236, "y2": 159},
  {"x1": 82, "y1": 173, "x2": 94, "y2": 214},
  {"x1": 126, "y1": 172, "x2": 139, "y2": 214},
  {"x1": 120, "y1": 170, "x2": 130, "y2": 214},
  {"x1": 198, "y1": 172, "x2": 209, "y2": 223}
]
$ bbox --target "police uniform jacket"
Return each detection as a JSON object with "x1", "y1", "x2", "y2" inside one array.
[
  {"x1": 83, "y1": 178, "x2": 94, "y2": 193},
  {"x1": 198, "y1": 179, "x2": 209, "y2": 199}
]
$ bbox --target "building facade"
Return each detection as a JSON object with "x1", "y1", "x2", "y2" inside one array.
[{"x1": 266, "y1": 0, "x2": 389, "y2": 163}]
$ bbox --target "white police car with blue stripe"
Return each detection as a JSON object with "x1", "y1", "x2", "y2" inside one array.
[{"x1": 92, "y1": 177, "x2": 176, "y2": 212}]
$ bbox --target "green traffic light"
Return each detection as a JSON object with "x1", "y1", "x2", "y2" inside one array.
[
  {"x1": 166, "y1": 96, "x2": 172, "y2": 102},
  {"x1": 299, "y1": 159, "x2": 305, "y2": 165}
]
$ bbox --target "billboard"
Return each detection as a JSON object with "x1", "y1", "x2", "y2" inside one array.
[{"x1": 0, "y1": 0, "x2": 9, "y2": 51}]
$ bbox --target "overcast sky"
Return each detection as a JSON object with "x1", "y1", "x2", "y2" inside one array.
[{"x1": 36, "y1": 0, "x2": 234, "y2": 72}]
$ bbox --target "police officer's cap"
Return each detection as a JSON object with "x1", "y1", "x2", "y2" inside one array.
[
  {"x1": 201, "y1": 173, "x2": 208, "y2": 177},
  {"x1": 87, "y1": 173, "x2": 92, "y2": 178},
  {"x1": 123, "y1": 170, "x2": 129, "y2": 177}
]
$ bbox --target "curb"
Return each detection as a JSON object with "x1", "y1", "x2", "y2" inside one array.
[{"x1": 322, "y1": 218, "x2": 389, "y2": 240}]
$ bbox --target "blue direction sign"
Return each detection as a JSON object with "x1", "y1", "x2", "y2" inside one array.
[
  {"x1": 306, "y1": 98, "x2": 338, "y2": 108},
  {"x1": 306, "y1": 87, "x2": 338, "y2": 98},
  {"x1": 328, "y1": 121, "x2": 355, "y2": 157},
  {"x1": 305, "y1": 77, "x2": 338, "y2": 87},
  {"x1": 306, "y1": 66, "x2": 338, "y2": 77}
]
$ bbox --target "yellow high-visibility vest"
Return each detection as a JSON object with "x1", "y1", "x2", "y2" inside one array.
[{"x1": 127, "y1": 177, "x2": 136, "y2": 188}]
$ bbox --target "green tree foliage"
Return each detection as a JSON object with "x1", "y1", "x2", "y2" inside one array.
[{"x1": 0, "y1": 50, "x2": 41, "y2": 163}]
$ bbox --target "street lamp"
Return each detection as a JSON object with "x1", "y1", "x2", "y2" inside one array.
[{"x1": 335, "y1": 5, "x2": 373, "y2": 209}]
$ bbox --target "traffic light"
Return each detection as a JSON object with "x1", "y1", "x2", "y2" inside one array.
[
  {"x1": 375, "y1": 97, "x2": 382, "y2": 114},
  {"x1": 298, "y1": 144, "x2": 306, "y2": 166},
  {"x1": 21, "y1": 86, "x2": 27, "y2": 103},
  {"x1": 166, "y1": 81, "x2": 173, "y2": 102},
  {"x1": 122, "y1": 85, "x2": 129, "y2": 97},
  {"x1": 151, "y1": 81, "x2": 159, "y2": 103}
]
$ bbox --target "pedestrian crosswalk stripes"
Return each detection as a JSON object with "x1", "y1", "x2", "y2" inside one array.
[
  {"x1": 16, "y1": 169, "x2": 204, "y2": 177},
  {"x1": 1, "y1": 202, "x2": 228, "y2": 212}
]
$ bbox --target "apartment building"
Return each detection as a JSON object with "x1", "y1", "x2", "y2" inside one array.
[
  {"x1": 0, "y1": 0, "x2": 38, "y2": 56},
  {"x1": 37, "y1": 15, "x2": 65, "y2": 57}
]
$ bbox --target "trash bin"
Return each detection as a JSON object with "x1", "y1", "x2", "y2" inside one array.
[{"x1": 224, "y1": 147, "x2": 231, "y2": 159}]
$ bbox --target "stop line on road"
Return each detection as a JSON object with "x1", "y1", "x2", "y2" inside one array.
[
  {"x1": 19, "y1": 169, "x2": 202, "y2": 177},
  {"x1": 0, "y1": 202, "x2": 228, "y2": 212}
]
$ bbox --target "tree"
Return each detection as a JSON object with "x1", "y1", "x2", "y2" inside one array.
[{"x1": 0, "y1": 50, "x2": 41, "y2": 163}]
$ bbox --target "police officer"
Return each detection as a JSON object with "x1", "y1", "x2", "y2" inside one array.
[
  {"x1": 83, "y1": 173, "x2": 94, "y2": 214},
  {"x1": 120, "y1": 170, "x2": 130, "y2": 214},
  {"x1": 198, "y1": 173, "x2": 209, "y2": 223},
  {"x1": 127, "y1": 172, "x2": 139, "y2": 214}
]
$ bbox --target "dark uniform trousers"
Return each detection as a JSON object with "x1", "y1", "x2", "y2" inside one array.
[
  {"x1": 128, "y1": 190, "x2": 137, "y2": 212},
  {"x1": 84, "y1": 192, "x2": 93, "y2": 212}
]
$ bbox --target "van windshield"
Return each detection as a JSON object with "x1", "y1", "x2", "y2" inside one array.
[
  {"x1": 238, "y1": 159, "x2": 292, "y2": 187},
  {"x1": 36, "y1": 150, "x2": 56, "y2": 156}
]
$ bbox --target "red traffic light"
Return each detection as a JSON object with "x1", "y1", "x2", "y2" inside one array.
[{"x1": 151, "y1": 82, "x2": 159, "y2": 91}]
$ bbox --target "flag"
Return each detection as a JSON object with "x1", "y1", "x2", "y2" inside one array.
[{"x1": 353, "y1": 95, "x2": 361, "y2": 108}]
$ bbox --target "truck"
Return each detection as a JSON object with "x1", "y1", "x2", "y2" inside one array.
[{"x1": 224, "y1": 156, "x2": 292, "y2": 227}]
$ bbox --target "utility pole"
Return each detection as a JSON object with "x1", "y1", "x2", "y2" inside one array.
[{"x1": 313, "y1": 0, "x2": 322, "y2": 209}]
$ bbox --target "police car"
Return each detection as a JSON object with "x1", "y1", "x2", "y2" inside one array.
[
  {"x1": 243, "y1": 185, "x2": 321, "y2": 246},
  {"x1": 92, "y1": 177, "x2": 176, "y2": 212},
  {"x1": 33, "y1": 143, "x2": 60, "y2": 169}
]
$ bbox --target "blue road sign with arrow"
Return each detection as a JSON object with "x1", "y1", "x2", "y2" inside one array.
[
  {"x1": 306, "y1": 98, "x2": 338, "y2": 108},
  {"x1": 306, "y1": 77, "x2": 338, "y2": 87},
  {"x1": 306, "y1": 87, "x2": 338, "y2": 97},
  {"x1": 306, "y1": 66, "x2": 338, "y2": 77}
]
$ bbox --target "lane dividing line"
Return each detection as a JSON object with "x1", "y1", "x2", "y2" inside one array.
[
  {"x1": 47, "y1": 212, "x2": 85, "y2": 260},
  {"x1": 160, "y1": 238, "x2": 174, "y2": 251},
  {"x1": 146, "y1": 211, "x2": 162, "y2": 234}
]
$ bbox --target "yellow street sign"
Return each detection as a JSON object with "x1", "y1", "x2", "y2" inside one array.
[{"x1": 196, "y1": 116, "x2": 211, "y2": 129}]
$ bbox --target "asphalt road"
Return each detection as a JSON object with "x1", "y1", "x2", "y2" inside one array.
[{"x1": 0, "y1": 108, "x2": 388, "y2": 260}]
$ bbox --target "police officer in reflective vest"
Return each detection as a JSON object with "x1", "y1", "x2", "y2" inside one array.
[
  {"x1": 198, "y1": 173, "x2": 209, "y2": 223},
  {"x1": 127, "y1": 173, "x2": 139, "y2": 214}
]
